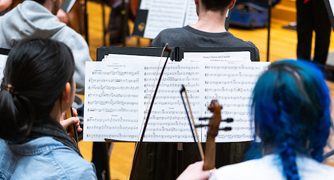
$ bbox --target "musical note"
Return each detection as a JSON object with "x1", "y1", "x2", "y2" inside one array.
[
  {"x1": 86, "y1": 125, "x2": 138, "y2": 130},
  {"x1": 84, "y1": 59, "x2": 270, "y2": 142},
  {"x1": 88, "y1": 85, "x2": 139, "y2": 90},
  {"x1": 201, "y1": 62, "x2": 269, "y2": 142},
  {"x1": 92, "y1": 70, "x2": 139, "y2": 76},
  {"x1": 84, "y1": 61, "x2": 140, "y2": 142},
  {"x1": 86, "y1": 117, "x2": 138, "y2": 123},
  {"x1": 87, "y1": 92, "x2": 138, "y2": 98},
  {"x1": 87, "y1": 100, "x2": 138, "y2": 106},
  {"x1": 89, "y1": 78, "x2": 139, "y2": 83}
]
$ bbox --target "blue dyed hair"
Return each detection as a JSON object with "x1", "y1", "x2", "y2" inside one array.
[{"x1": 250, "y1": 60, "x2": 332, "y2": 180}]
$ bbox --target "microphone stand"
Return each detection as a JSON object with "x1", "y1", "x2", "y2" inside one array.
[
  {"x1": 121, "y1": 0, "x2": 127, "y2": 47},
  {"x1": 266, "y1": 0, "x2": 272, "y2": 62},
  {"x1": 84, "y1": 0, "x2": 89, "y2": 45}
]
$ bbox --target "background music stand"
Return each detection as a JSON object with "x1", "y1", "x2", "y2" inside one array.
[
  {"x1": 0, "y1": 48, "x2": 10, "y2": 82},
  {"x1": 132, "y1": 0, "x2": 232, "y2": 38},
  {"x1": 324, "y1": 0, "x2": 334, "y2": 29},
  {"x1": 97, "y1": 47, "x2": 168, "y2": 61},
  {"x1": 0, "y1": 48, "x2": 10, "y2": 56}
]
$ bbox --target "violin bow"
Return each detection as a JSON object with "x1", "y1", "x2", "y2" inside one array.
[
  {"x1": 128, "y1": 45, "x2": 172, "y2": 180},
  {"x1": 180, "y1": 85, "x2": 204, "y2": 160}
]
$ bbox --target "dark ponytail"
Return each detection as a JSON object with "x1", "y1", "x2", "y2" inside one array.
[{"x1": 0, "y1": 38, "x2": 75, "y2": 140}]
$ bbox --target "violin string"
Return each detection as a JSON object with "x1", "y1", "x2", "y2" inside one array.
[
  {"x1": 184, "y1": 90, "x2": 204, "y2": 160},
  {"x1": 126, "y1": 44, "x2": 168, "y2": 180}
]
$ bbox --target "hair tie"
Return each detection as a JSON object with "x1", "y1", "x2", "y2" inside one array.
[{"x1": 1, "y1": 84, "x2": 15, "y2": 95}]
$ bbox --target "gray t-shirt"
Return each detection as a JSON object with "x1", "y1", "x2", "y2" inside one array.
[{"x1": 151, "y1": 25, "x2": 260, "y2": 60}]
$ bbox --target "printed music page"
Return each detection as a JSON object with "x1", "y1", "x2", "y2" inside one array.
[
  {"x1": 183, "y1": 52, "x2": 251, "y2": 63},
  {"x1": 84, "y1": 55, "x2": 270, "y2": 143},
  {"x1": 141, "y1": 61, "x2": 202, "y2": 142},
  {"x1": 143, "y1": 0, "x2": 188, "y2": 39},
  {"x1": 139, "y1": 0, "x2": 152, "y2": 10},
  {"x1": 200, "y1": 62, "x2": 270, "y2": 142},
  {"x1": 84, "y1": 61, "x2": 140, "y2": 142},
  {"x1": 0, "y1": 54, "x2": 7, "y2": 81},
  {"x1": 103, "y1": 55, "x2": 202, "y2": 142},
  {"x1": 184, "y1": 0, "x2": 198, "y2": 26},
  {"x1": 330, "y1": 0, "x2": 334, "y2": 15}
]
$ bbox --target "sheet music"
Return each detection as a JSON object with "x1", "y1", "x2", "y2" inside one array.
[
  {"x1": 184, "y1": 52, "x2": 251, "y2": 63},
  {"x1": 144, "y1": 0, "x2": 188, "y2": 39},
  {"x1": 139, "y1": 0, "x2": 152, "y2": 10},
  {"x1": 184, "y1": 0, "x2": 198, "y2": 26},
  {"x1": 330, "y1": 0, "x2": 334, "y2": 15},
  {"x1": 65, "y1": 0, "x2": 76, "y2": 12},
  {"x1": 103, "y1": 55, "x2": 202, "y2": 142},
  {"x1": 201, "y1": 62, "x2": 270, "y2": 142},
  {"x1": 0, "y1": 54, "x2": 7, "y2": 82},
  {"x1": 60, "y1": 0, "x2": 76, "y2": 13},
  {"x1": 84, "y1": 55, "x2": 270, "y2": 142},
  {"x1": 84, "y1": 61, "x2": 140, "y2": 142},
  {"x1": 141, "y1": 61, "x2": 202, "y2": 142}
]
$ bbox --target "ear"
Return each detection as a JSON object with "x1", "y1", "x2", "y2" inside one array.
[
  {"x1": 62, "y1": 82, "x2": 71, "y2": 103},
  {"x1": 228, "y1": 0, "x2": 236, "y2": 9},
  {"x1": 194, "y1": 0, "x2": 199, "y2": 5}
]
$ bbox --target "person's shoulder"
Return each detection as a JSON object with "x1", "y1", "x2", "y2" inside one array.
[
  {"x1": 52, "y1": 25, "x2": 89, "y2": 51},
  {"x1": 210, "y1": 155, "x2": 283, "y2": 180},
  {"x1": 225, "y1": 32, "x2": 260, "y2": 60},
  {"x1": 159, "y1": 27, "x2": 186, "y2": 35},
  {"x1": 151, "y1": 27, "x2": 188, "y2": 47},
  {"x1": 226, "y1": 32, "x2": 257, "y2": 48},
  {"x1": 50, "y1": 146, "x2": 97, "y2": 179},
  {"x1": 298, "y1": 157, "x2": 334, "y2": 179}
]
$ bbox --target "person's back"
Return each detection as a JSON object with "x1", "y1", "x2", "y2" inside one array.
[
  {"x1": 210, "y1": 154, "x2": 334, "y2": 180},
  {"x1": 209, "y1": 60, "x2": 334, "y2": 180},
  {"x1": 0, "y1": 137, "x2": 96, "y2": 179},
  {"x1": 177, "y1": 60, "x2": 334, "y2": 180},
  {"x1": 0, "y1": 38, "x2": 96, "y2": 179},
  {"x1": 0, "y1": 0, "x2": 91, "y2": 95},
  {"x1": 151, "y1": 0, "x2": 259, "y2": 60},
  {"x1": 152, "y1": 26, "x2": 259, "y2": 60}
]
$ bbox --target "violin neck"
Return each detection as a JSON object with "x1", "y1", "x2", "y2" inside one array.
[
  {"x1": 203, "y1": 136, "x2": 216, "y2": 170},
  {"x1": 65, "y1": 108, "x2": 78, "y2": 143}
]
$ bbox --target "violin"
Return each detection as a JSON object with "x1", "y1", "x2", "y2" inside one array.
[
  {"x1": 60, "y1": 0, "x2": 85, "y2": 35},
  {"x1": 9, "y1": 0, "x2": 21, "y2": 10},
  {"x1": 181, "y1": 87, "x2": 232, "y2": 171},
  {"x1": 65, "y1": 107, "x2": 79, "y2": 143},
  {"x1": 129, "y1": 0, "x2": 139, "y2": 21},
  {"x1": 203, "y1": 100, "x2": 222, "y2": 170},
  {"x1": 195, "y1": 100, "x2": 233, "y2": 170}
]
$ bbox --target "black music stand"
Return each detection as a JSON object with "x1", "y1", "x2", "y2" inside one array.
[{"x1": 93, "y1": 46, "x2": 258, "y2": 179}]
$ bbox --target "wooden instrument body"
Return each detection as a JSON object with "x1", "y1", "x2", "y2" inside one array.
[
  {"x1": 129, "y1": 0, "x2": 138, "y2": 20},
  {"x1": 203, "y1": 100, "x2": 222, "y2": 170},
  {"x1": 60, "y1": 0, "x2": 85, "y2": 35}
]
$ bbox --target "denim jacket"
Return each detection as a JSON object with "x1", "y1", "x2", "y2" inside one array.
[{"x1": 0, "y1": 137, "x2": 97, "y2": 180}]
